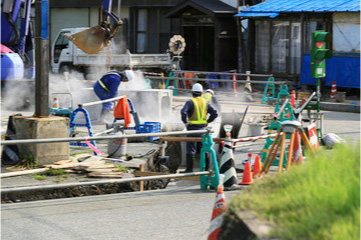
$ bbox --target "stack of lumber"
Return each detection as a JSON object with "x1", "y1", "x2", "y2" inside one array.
[{"x1": 44, "y1": 154, "x2": 123, "y2": 178}]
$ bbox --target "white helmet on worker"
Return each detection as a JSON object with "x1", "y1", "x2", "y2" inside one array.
[
  {"x1": 192, "y1": 83, "x2": 203, "y2": 93},
  {"x1": 205, "y1": 89, "x2": 214, "y2": 95},
  {"x1": 122, "y1": 70, "x2": 134, "y2": 82}
]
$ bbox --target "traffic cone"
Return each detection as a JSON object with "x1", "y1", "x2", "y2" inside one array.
[
  {"x1": 330, "y1": 81, "x2": 336, "y2": 99},
  {"x1": 220, "y1": 137, "x2": 237, "y2": 188},
  {"x1": 291, "y1": 90, "x2": 296, "y2": 108},
  {"x1": 239, "y1": 161, "x2": 253, "y2": 185},
  {"x1": 208, "y1": 175, "x2": 227, "y2": 240},
  {"x1": 253, "y1": 156, "x2": 261, "y2": 178},
  {"x1": 52, "y1": 97, "x2": 60, "y2": 108},
  {"x1": 292, "y1": 131, "x2": 303, "y2": 165}
]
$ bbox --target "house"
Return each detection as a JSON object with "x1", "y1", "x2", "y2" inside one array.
[
  {"x1": 165, "y1": 0, "x2": 238, "y2": 71},
  {"x1": 235, "y1": 0, "x2": 360, "y2": 90}
]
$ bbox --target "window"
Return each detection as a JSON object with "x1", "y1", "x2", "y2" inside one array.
[
  {"x1": 271, "y1": 21, "x2": 289, "y2": 73},
  {"x1": 133, "y1": 8, "x2": 180, "y2": 54},
  {"x1": 53, "y1": 31, "x2": 70, "y2": 63},
  {"x1": 255, "y1": 20, "x2": 270, "y2": 72},
  {"x1": 136, "y1": 9, "x2": 147, "y2": 53}
]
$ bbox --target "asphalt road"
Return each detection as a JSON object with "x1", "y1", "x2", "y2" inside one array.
[{"x1": 1, "y1": 181, "x2": 240, "y2": 240}]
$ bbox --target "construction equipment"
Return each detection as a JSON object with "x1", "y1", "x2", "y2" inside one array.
[
  {"x1": 65, "y1": 0, "x2": 122, "y2": 54},
  {"x1": 1, "y1": 0, "x2": 35, "y2": 81}
]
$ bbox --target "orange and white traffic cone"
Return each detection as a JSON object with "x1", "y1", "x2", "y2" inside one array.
[
  {"x1": 239, "y1": 161, "x2": 253, "y2": 185},
  {"x1": 208, "y1": 175, "x2": 227, "y2": 240},
  {"x1": 253, "y1": 156, "x2": 261, "y2": 178},
  {"x1": 307, "y1": 123, "x2": 320, "y2": 150},
  {"x1": 292, "y1": 131, "x2": 303, "y2": 165},
  {"x1": 330, "y1": 81, "x2": 337, "y2": 99},
  {"x1": 291, "y1": 90, "x2": 296, "y2": 108}
]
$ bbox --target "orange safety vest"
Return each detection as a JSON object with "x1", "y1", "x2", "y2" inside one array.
[{"x1": 188, "y1": 97, "x2": 207, "y2": 125}]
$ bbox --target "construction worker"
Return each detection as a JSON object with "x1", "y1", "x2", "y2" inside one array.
[
  {"x1": 93, "y1": 70, "x2": 134, "y2": 122},
  {"x1": 203, "y1": 89, "x2": 221, "y2": 112},
  {"x1": 180, "y1": 83, "x2": 218, "y2": 173}
]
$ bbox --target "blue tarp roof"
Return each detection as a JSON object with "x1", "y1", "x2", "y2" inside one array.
[{"x1": 235, "y1": 0, "x2": 360, "y2": 18}]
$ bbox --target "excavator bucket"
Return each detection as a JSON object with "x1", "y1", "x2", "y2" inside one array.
[{"x1": 65, "y1": 26, "x2": 110, "y2": 54}]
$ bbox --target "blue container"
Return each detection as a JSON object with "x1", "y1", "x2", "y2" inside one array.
[{"x1": 136, "y1": 122, "x2": 161, "y2": 140}]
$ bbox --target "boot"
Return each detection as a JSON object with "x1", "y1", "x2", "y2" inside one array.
[{"x1": 180, "y1": 154, "x2": 194, "y2": 173}]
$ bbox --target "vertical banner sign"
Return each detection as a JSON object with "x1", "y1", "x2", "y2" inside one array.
[{"x1": 41, "y1": 0, "x2": 48, "y2": 39}]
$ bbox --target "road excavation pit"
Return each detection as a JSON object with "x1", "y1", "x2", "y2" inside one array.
[{"x1": 1, "y1": 178, "x2": 170, "y2": 204}]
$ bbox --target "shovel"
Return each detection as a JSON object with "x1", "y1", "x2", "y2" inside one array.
[{"x1": 65, "y1": 19, "x2": 123, "y2": 54}]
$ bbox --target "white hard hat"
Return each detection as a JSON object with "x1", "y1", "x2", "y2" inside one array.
[
  {"x1": 192, "y1": 83, "x2": 203, "y2": 93},
  {"x1": 123, "y1": 70, "x2": 134, "y2": 82},
  {"x1": 206, "y1": 89, "x2": 214, "y2": 95}
]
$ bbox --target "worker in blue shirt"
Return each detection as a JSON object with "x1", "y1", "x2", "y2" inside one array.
[
  {"x1": 180, "y1": 83, "x2": 218, "y2": 173},
  {"x1": 93, "y1": 70, "x2": 133, "y2": 122}
]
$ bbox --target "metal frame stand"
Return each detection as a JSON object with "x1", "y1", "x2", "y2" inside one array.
[
  {"x1": 69, "y1": 108, "x2": 97, "y2": 155},
  {"x1": 262, "y1": 76, "x2": 276, "y2": 104},
  {"x1": 200, "y1": 133, "x2": 220, "y2": 190},
  {"x1": 261, "y1": 120, "x2": 316, "y2": 174}
]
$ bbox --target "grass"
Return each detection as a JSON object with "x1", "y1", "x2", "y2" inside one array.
[
  {"x1": 32, "y1": 169, "x2": 69, "y2": 183},
  {"x1": 117, "y1": 165, "x2": 128, "y2": 172},
  {"x1": 228, "y1": 142, "x2": 360, "y2": 240}
]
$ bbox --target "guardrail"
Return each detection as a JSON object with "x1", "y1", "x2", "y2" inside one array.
[
  {"x1": 146, "y1": 76, "x2": 286, "y2": 85},
  {"x1": 0, "y1": 130, "x2": 208, "y2": 145}
]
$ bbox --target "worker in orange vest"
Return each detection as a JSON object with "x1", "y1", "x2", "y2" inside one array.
[
  {"x1": 93, "y1": 70, "x2": 134, "y2": 123},
  {"x1": 180, "y1": 83, "x2": 218, "y2": 172}
]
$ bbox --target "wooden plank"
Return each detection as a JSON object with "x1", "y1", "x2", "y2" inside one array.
[
  {"x1": 87, "y1": 172, "x2": 123, "y2": 178},
  {"x1": 0, "y1": 168, "x2": 50, "y2": 178},
  {"x1": 139, "y1": 164, "x2": 144, "y2": 191},
  {"x1": 135, "y1": 171, "x2": 167, "y2": 177},
  {"x1": 85, "y1": 168, "x2": 119, "y2": 173},
  {"x1": 44, "y1": 161, "x2": 106, "y2": 169}
]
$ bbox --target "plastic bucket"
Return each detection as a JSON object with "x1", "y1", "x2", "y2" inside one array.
[{"x1": 248, "y1": 123, "x2": 266, "y2": 137}]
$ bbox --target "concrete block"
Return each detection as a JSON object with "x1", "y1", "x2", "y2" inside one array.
[{"x1": 14, "y1": 116, "x2": 70, "y2": 165}]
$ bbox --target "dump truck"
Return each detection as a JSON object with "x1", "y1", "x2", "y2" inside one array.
[{"x1": 51, "y1": 27, "x2": 173, "y2": 78}]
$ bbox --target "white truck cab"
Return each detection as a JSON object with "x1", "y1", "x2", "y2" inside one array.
[{"x1": 51, "y1": 27, "x2": 172, "y2": 78}]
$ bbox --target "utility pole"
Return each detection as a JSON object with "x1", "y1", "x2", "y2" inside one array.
[{"x1": 34, "y1": 0, "x2": 49, "y2": 117}]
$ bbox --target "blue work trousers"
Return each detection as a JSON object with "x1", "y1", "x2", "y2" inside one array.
[
  {"x1": 186, "y1": 124, "x2": 206, "y2": 155},
  {"x1": 93, "y1": 82, "x2": 113, "y2": 111}
]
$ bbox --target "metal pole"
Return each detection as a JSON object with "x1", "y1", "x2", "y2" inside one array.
[
  {"x1": 1, "y1": 171, "x2": 210, "y2": 194},
  {"x1": 34, "y1": 0, "x2": 49, "y2": 117},
  {"x1": 147, "y1": 76, "x2": 286, "y2": 85},
  {"x1": 80, "y1": 95, "x2": 124, "y2": 108},
  {"x1": 1, "y1": 130, "x2": 208, "y2": 145},
  {"x1": 172, "y1": 70, "x2": 273, "y2": 78}
]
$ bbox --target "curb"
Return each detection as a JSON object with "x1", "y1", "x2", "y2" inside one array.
[
  {"x1": 219, "y1": 209, "x2": 277, "y2": 240},
  {"x1": 320, "y1": 102, "x2": 360, "y2": 113}
]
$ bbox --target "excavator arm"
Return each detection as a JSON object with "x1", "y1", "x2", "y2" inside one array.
[{"x1": 65, "y1": 0, "x2": 122, "y2": 54}]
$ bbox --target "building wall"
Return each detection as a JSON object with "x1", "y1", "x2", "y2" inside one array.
[
  {"x1": 50, "y1": 8, "x2": 91, "y2": 45},
  {"x1": 333, "y1": 12, "x2": 360, "y2": 53},
  {"x1": 220, "y1": 0, "x2": 238, "y2": 8}
]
